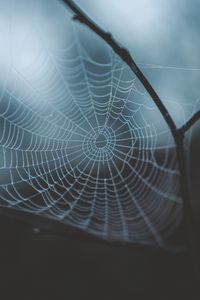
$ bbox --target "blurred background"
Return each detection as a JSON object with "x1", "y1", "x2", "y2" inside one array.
[
  {"x1": 0, "y1": 0, "x2": 200, "y2": 299},
  {"x1": 0, "y1": 212, "x2": 197, "y2": 300}
]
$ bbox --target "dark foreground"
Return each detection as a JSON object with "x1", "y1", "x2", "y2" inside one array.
[{"x1": 0, "y1": 214, "x2": 199, "y2": 300}]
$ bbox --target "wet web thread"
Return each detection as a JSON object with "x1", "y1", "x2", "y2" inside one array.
[{"x1": 0, "y1": 1, "x2": 183, "y2": 246}]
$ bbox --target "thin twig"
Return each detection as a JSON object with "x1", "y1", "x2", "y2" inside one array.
[
  {"x1": 178, "y1": 110, "x2": 200, "y2": 134},
  {"x1": 62, "y1": 0, "x2": 200, "y2": 135},
  {"x1": 62, "y1": 0, "x2": 177, "y2": 137}
]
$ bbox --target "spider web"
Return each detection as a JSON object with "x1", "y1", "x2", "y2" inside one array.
[{"x1": 0, "y1": 0, "x2": 182, "y2": 247}]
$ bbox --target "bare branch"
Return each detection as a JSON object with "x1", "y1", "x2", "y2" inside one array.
[
  {"x1": 178, "y1": 110, "x2": 200, "y2": 135},
  {"x1": 62, "y1": 0, "x2": 177, "y2": 137}
]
